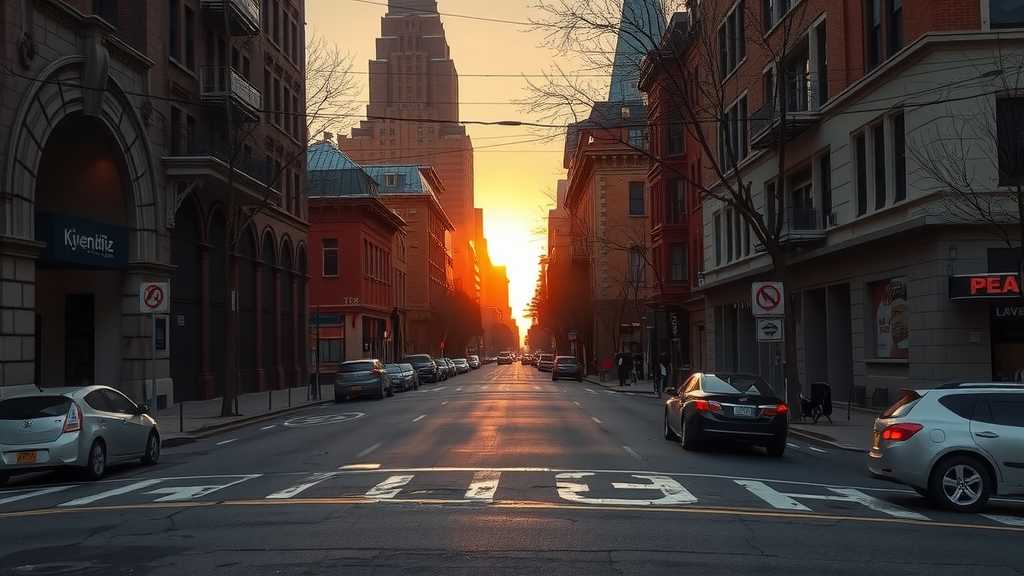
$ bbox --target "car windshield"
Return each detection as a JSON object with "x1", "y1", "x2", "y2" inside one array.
[
  {"x1": 0, "y1": 396, "x2": 71, "y2": 420},
  {"x1": 557, "y1": 358, "x2": 576, "y2": 365},
  {"x1": 701, "y1": 374, "x2": 775, "y2": 396},
  {"x1": 340, "y1": 362, "x2": 375, "y2": 373},
  {"x1": 402, "y1": 355, "x2": 431, "y2": 365},
  {"x1": 385, "y1": 365, "x2": 404, "y2": 373}
]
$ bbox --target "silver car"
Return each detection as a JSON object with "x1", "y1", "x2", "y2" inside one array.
[
  {"x1": 868, "y1": 383, "x2": 1024, "y2": 512},
  {"x1": 335, "y1": 359, "x2": 392, "y2": 401},
  {"x1": 0, "y1": 386, "x2": 160, "y2": 483}
]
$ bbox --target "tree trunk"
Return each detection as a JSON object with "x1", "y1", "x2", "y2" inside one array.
[{"x1": 772, "y1": 253, "x2": 802, "y2": 411}]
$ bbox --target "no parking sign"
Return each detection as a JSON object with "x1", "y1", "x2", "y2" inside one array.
[{"x1": 140, "y1": 282, "x2": 170, "y2": 314}]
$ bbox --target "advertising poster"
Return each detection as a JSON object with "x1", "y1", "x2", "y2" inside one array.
[{"x1": 872, "y1": 278, "x2": 909, "y2": 359}]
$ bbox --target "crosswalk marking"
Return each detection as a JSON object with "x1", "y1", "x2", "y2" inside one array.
[
  {"x1": 266, "y1": 473, "x2": 337, "y2": 500},
  {"x1": 365, "y1": 475, "x2": 415, "y2": 499},
  {"x1": 0, "y1": 486, "x2": 74, "y2": 506},
  {"x1": 465, "y1": 471, "x2": 501, "y2": 500},
  {"x1": 59, "y1": 479, "x2": 164, "y2": 507},
  {"x1": 735, "y1": 481, "x2": 810, "y2": 511}
]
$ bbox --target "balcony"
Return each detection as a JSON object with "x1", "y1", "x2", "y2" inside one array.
[
  {"x1": 201, "y1": 0, "x2": 261, "y2": 36},
  {"x1": 200, "y1": 66, "x2": 262, "y2": 120},
  {"x1": 778, "y1": 207, "x2": 826, "y2": 245},
  {"x1": 750, "y1": 103, "x2": 821, "y2": 150}
]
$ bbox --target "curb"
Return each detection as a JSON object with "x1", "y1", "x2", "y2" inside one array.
[
  {"x1": 789, "y1": 428, "x2": 869, "y2": 453},
  {"x1": 159, "y1": 399, "x2": 333, "y2": 448},
  {"x1": 584, "y1": 377, "x2": 658, "y2": 397}
]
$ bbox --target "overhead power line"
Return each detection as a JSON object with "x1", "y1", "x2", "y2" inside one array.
[{"x1": 347, "y1": 0, "x2": 535, "y2": 26}]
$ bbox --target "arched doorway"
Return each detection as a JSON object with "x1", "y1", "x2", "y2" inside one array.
[
  {"x1": 35, "y1": 114, "x2": 130, "y2": 388},
  {"x1": 238, "y1": 228, "x2": 259, "y2": 394},
  {"x1": 209, "y1": 210, "x2": 228, "y2": 396},
  {"x1": 280, "y1": 239, "x2": 294, "y2": 389},
  {"x1": 171, "y1": 197, "x2": 203, "y2": 401},
  {"x1": 261, "y1": 231, "x2": 277, "y2": 390}
]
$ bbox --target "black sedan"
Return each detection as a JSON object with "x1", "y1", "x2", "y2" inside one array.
[
  {"x1": 403, "y1": 354, "x2": 438, "y2": 383},
  {"x1": 663, "y1": 373, "x2": 788, "y2": 457},
  {"x1": 551, "y1": 356, "x2": 582, "y2": 381}
]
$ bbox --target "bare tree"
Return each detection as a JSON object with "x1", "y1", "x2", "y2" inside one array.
[
  {"x1": 306, "y1": 32, "x2": 361, "y2": 143},
  {"x1": 528, "y1": 0, "x2": 818, "y2": 408}
]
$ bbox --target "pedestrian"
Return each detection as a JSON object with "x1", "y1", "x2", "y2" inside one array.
[
  {"x1": 632, "y1": 353, "x2": 643, "y2": 385},
  {"x1": 617, "y1": 353, "x2": 628, "y2": 387},
  {"x1": 657, "y1": 354, "x2": 670, "y2": 397}
]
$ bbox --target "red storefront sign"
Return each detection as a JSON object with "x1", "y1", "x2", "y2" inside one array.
[{"x1": 949, "y1": 273, "x2": 1023, "y2": 301}]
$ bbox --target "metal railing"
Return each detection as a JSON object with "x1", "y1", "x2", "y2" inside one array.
[
  {"x1": 166, "y1": 124, "x2": 275, "y2": 187},
  {"x1": 201, "y1": 0, "x2": 261, "y2": 33},
  {"x1": 200, "y1": 66, "x2": 262, "y2": 113},
  {"x1": 785, "y1": 207, "x2": 820, "y2": 231}
]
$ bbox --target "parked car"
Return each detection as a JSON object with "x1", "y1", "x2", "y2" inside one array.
[
  {"x1": 551, "y1": 356, "x2": 583, "y2": 381},
  {"x1": 868, "y1": 383, "x2": 1024, "y2": 512},
  {"x1": 403, "y1": 354, "x2": 438, "y2": 383},
  {"x1": 433, "y1": 359, "x2": 448, "y2": 381},
  {"x1": 468, "y1": 355, "x2": 481, "y2": 369},
  {"x1": 442, "y1": 358, "x2": 457, "y2": 379},
  {"x1": 522, "y1": 355, "x2": 536, "y2": 366},
  {"x1": 664, "y1": 373, "x2": 788, "y2": 457},
  {"x1": 497, "y1": 352, "x2": 513, "y2": 365},
  {"x1": 385, "y1": 363, "x2": 418, "y2": 392},
  {"x1": 335, "y1": 359, "x2": 392, "y2": 401},
  {"x1": 537, "y1": 354, "x2": 555, "y2": 373},
  {"x1": 0, "y1": 386, "x2": 160, "y2": 483},
  {"x1": 453, "y1": 358, "x2": 471, "y2": 374}
]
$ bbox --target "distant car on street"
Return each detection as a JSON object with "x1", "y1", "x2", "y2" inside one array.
[
  {"x1": 442, "y1": 358, "x2": 458, "y2": 378},
  {"x1": 522, "y1": 355, "x2": 536, "y2": 366},
  {"x1": 497, "y1": 352, "x2": 513, "y2": 365},
  {"x1": 453, "y1": 358, "x2": 471, "y2": 374},
  {"x1": 537, "y1": 354, "x2": 555, "y2": 372},
  {"x1": 664, "y1": 373, "x2": 788, "y2": 457},
  {"x1": 468, "y1": 355, "x2": 481, "y2": 369},
  {"x1": 551, "y1": 356, "x2": 582, "y2": 382},
  {"x1": 403, "y1": 354, "x2": 439, "y2": 383},
  {"x1": 868, "y1": 383, "x2": 1024, "y2": 512},
  {"x1": 385, "y1": 363, "x2": 418, "y2": 392},
  {"x1": 0, "y1": 386, "x2": 160, "y2": 484},
  {"x1": 335, "y1": 359, "x2": 393, "y2": 401}
]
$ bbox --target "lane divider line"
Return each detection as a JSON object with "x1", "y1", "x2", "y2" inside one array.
[
  {"x1": 592, "y1": 417, "x2": 604, "y2": 425},
  {"x1": 623, "y1": 446, "x2": 642, "y2": 461},
  {"x1": 260, "y1": 425, "x2": 277, "y2": 431},
  {"x1": 339, "y1": 464, "x2": 382, "y2": 470},
  {"x1": 412, "y1": 414, "x2": 427, "y2": 423},
  {"x1": 217, "y1": 439, "x2": 239, "y2": 446},
  {"x1": 356, "y1": 442, "x2": 382, "y2": 459},
  {"x1": 441, "y1": 400, "x2": 449, "y2": 406}
]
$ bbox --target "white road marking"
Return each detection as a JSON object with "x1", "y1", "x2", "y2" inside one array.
[
  {"x1": 365, "y1": 475, "x2": 415, "y2": 499},
  {"x1": 573, "y1": 401, "x2": 582, "y2": 407},
  {"x1": 533, "y1": 386, "x2": 541, "y2": 391},
  {"x1": 735, "y1": 481, "x2": 810, "y2": 511},
  {"x1": 786, "y1": 443, "x2": 801, "y2": 449},
  {"x1": 217, "y1": 439, "x2": 239, "y2": 446},
  {"x1": 434, "y1": 386, "x2": 447, "y2": 392},
  {"x1": 807, "y1": 446, "x2": 828, "y2": 453},
  {"x1": 465, "y1": 471, "x2": 501, "y2": 500},
  {"x1": 623, "y1": 446, "x2": 642, "y2": 461},
  {"x1": 591, "y1": 417, "x2": 603, "y2": 425},
  {"x1": 260, "y1": 425, "x2": 277, "y2": 431},
  {"x1": 556, "y1": 472, "x2": 697, "y2": 506},
  {"x1": 605, "y1": 390, "x2": 617, "y2": 395},
  {"x1": 144, "y1": 475, "x2": 260, "y2": 503},
  {"x1": 266, "y1": 472, "x2": 338, "y2": 500},
  {"x1": 584, "y1": 388, "x2": 597, "y2": 394},
  {"x1": 441, "y1": 400, "x2": 449, "y2": 406},
  {"x1": 456, "y1": 387, "x2": 463, "y2": 392},
  {"x1": 412, "y1": 414, "x2": 427, "y2": 422},
  {"x1": 983, "y1": 514, "x2": 1024, "y2": 527},
  {"x1": 339, "y1": 463, "x2": 381, "y2": 470},
  {"x1": 481, "y1": 385, "x2": 490, "y2": 391},
  {"x1": 60, "y1": 479, "x2": 164, "y2": 507},
  {"x1": 0, "y1": 486, "x2": 74, "y2": 506},
  {"x1": 356, "y1": 442, "x2": 382, "y2": 458}
]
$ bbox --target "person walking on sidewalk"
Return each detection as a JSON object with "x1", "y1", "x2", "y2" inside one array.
[
  {"x1": 656, "y1": 354, "x2": 669, "y2": 398},
  {"x1": 617, "y1": 353, "x2": 628, "y2": 387},
  {"x1": 632, "y1": 353, "x2": 643, "y2": 386}
]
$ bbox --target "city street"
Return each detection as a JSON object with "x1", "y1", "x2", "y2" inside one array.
[{"x1": 1, "y1": 364, "x2": 1022, "y2": 575}]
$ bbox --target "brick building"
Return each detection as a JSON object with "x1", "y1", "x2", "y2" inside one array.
[{"x1": 0, "y1": 0, "x2": 308, "y2": 404}]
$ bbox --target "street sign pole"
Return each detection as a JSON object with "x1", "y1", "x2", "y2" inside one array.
[{"x1": 140, "y1": 282, "x2": 169, "y2": 411}]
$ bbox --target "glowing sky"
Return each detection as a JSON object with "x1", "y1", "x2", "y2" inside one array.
[{"x1": 306, "y1": 0, "x2": 586, "y2": 334}]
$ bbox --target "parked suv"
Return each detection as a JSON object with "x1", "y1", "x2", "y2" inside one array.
[
  {"x1": 403, "y1": 354, "x2": 438, "y2": 383},
  {"x1": 868, "y1": 383, "x2": 1024, "y2": 512}
]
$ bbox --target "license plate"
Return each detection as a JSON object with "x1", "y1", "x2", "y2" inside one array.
[
  {"x1": 16, "y1": 451, "x2": 37, "y2": 464},
  {"x1": 733, "y1": 406, "x2": 755, "y2": 418}
]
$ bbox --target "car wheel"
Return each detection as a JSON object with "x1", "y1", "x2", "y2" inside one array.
[
  {"x1": 376, "y1": 381, "x2": 386, "y2": 400},
  {"x1": 387, "y1": 384, "x2": 394, "y2": 397},
  {"x1": 142, "y1": 431, "x2": 161, "y2": 465},
  {"x1": 664, "y1": 410, "x2": 678, "y2": 441},
  {"x1": 765, "y1": 435, "x2": 786, "y2": 457},
  {"x1": 929, "y1": 455, "x2": 992, "y2": 513},
  {"x1": 84, "y1": 440, "x2": 107, "y2": 481},
  {"x1": 681, "y1": 414, "x2": 702, "y2": 451}
]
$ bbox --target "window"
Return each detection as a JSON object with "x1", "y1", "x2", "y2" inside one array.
[
  {"x1": 666, "y1": 112, "x2": 685, "y2": 156},
  {"x1": 784, "y1": 42, "x2": 811, "y2": 113},
  {"x1": 184, "y1": 6, "x2": 195, "y2": 69},
  {"x1": 168, "y1": 0, "x2": 180, "y2": 61},
  {"x1": 719, "y1": 95, "x2": 749, "y2": 168},
  {"x1": 855, "y1": 133, "x2": 868, "y2": 216},
  {"x1": 789, "y1": 168, "x2": 814, "y2": 229},
  {"x1": 888, "y1": 0, "x2": 903, "y2": 56},
  {"x1": 991, "y1": 0, "x2": 1024, "y2": 29},
  {"x1": 865, "y1": 0, "x2": 882, "y2": 70},
  {"x1": 996, "y1": 97, "x2": 1024, "y2": 186},
  {"x1": 765, "y1": 180, "x2": 778, "y2": 231},
  {"x1": 84, "y1": 390, "x2": 113, "y2": 412},
  {"x1": 384, "y1": 173, "x2": 400, "y2": 187},
  {"x1": 743, "y1": 221, "x2": 751, "y2": 256},
  {"x1": 819, "y1": 152, "x2": 833, "y2": 227},
  {"x1": 763, "y1": 68, "x2": 775, "y2": 113},
  {"x1": 667, "y1": 179, "x2": 685, "y2": 224},
  {"x1": 170, "y1": 107, "x2": 182, "y2": 155},
  {"x1": 628, "y1": 128, "x2": 648, "y2": 150},
  {"x1": 816, "y1": 20, "x2": 829, "y2": 104},
  {"x1": 892, "y1": 112, "x2": 906, "y2": 202},
  {"x1": 713, "y1": 211, "x2": 723, "y2": 266},
  {"x1": 274, "y1": 77, "x2": 282, "y2": 125},
  {"x1": 273, "y1": 0, "x2": 282, "y2": 45},
  {"x1": 104, "y1": 390, "x2": 138, "y2": 415},
  {"x1": 733, "y1": 209, "x2": 743, "y2": 259},
  {"x1": 719, "y1": 1, "x2": 746, "y2": 79},
  {"x1": 94, "y1": 0, "x2": 118, "y2": 25},
  {"x1": 628, "y1": 182, "x2": 646, "y2": 216},
  {"x1": 763, "y1": 0, "x2": 775, "y2": 31},
  {"x1": 263, "y1": 69, "x2": 272, "y2": 123},
  {"x1": 628, "y1": 248, "x2": 645, "y2": 282},
  {"x1": 725, "y1": 208, "x2": 734, "y2": 262},
  {"x1": 872, "y1": 123, "x2": 886, "y2": 210},
  {"x1": 670, "y1": 244, "x2": 688, "y2": 283},
  {"x1": 621, "y1": 106, "x2": 632, "y2": 120},
  {"x1": 978, "y1": 395, "x2": 1024, "y2": 427},
  {"x1": 319, "y1": 339, "x2": 343, "y2": 363}
]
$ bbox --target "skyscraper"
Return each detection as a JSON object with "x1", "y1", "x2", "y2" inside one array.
[
  {"x1": 339, "y1": 0, "x2": 477, "y2": 297},
  {"x1": 608, "y1": 0, "x2": 667, "y2": 102}
]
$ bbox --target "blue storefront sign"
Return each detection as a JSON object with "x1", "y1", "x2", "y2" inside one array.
[{"x1": 36, "y1": 213, "x2": 129, "y2": 269}]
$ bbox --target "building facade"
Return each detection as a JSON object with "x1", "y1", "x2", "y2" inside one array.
[
  {"x1": 307, "y1": 142, "x2": 406, "y2": 380},
  {"x1": 0, "y1": 0, "x2": 308, "y2": 405},
  {"x1": 692, "y1": 0, "x2": 1024, "y2": 405}
]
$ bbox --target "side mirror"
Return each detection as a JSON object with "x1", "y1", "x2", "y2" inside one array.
[{"x1": 137, "y1": 404, "x2": 151, "y2": 415}]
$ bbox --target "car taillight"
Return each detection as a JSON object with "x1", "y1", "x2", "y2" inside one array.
[
  {"x1": 63, "y1": 402, "x2": 83, "y2": 434},
  {"x1": 881, "y1": 423, "x2": 923, "y2": 442},
  {"x1": 693, "y1": 399, "x2": 723, "y2": 413},
  {"x1": 762, "y1": 404, "x2": 789, "y2": 417}
]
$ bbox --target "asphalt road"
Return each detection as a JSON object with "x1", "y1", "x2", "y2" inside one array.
[{"x1": 1, "y1": 364, "x2": 1023, "y2": 575}]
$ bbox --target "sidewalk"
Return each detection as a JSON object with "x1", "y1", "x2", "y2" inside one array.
[
  {"x1": 789, "y1": 403, "x2": 880, "y2": 453},
  {"x1": 156, "y1": 384, "x2": 335, "y2": 445},
  {"x1": 585, "y1": 375, "x2": 658, "y2": 395}
]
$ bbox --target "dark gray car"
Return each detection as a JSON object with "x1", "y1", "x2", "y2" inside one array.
[
  {"x1": 335, "y1": 360, "x2": 392, "y2": 401},
  {"x1": 385, "y1": 363, "x2": 418, "y2": 392}
]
